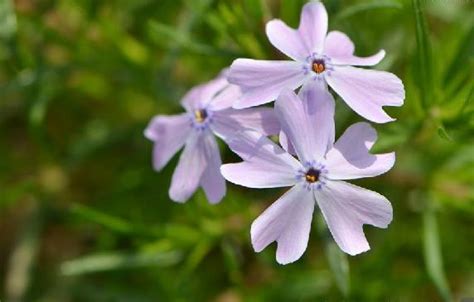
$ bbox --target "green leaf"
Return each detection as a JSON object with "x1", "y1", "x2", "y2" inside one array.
[
  {"x1": 335, "y1": 0, "x2": 402, "y2": 20},
  {"x1": 61, "y1": 251, "x2": 182, "y2": 276},
  {"x1": 412, "y1": 0, "x2": 434, "y2": 108},
  {"x1": 316, "y1": 214, "x2": 350, "y2": 297},
  {"x1": 437, "y1": 124, "x2": 453, "y2": 141},
  {"x1": 443, "y1": 25, "x2": 474, "y2": 88},
  {"x1": 325, "y1": 241, "x2": 350, "y2": 297},
  {"x1": 423, "y1": 209, "x2": 452, "y2": 302},
  {"x1": 70, "y1": 203, "x2": 160, "y2": 237},
  {"x1": 0, "y1": 0, "x2": 17, "y2": 39}
]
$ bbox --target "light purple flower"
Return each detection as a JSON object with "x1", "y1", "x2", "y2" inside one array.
[
  {"x1": 228, "y1": 1, "x2": 405, "y2": 123},
  {"x1": 144, "y1": 71, "x2": 280, "y2": 204},
  {"x1": 220, "y1": 85, "x2": 394, "y2": 264}
]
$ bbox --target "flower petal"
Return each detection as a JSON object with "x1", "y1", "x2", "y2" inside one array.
[
  {"x1": 266, "y1": 19, "x2": 308, "y2": 61},
  {"x1": 144, "y1": 114, "x2": 192, "y2": 171},
  {"x1": 298, "y1": 1, "x2": 328, "y2": 54},
  {"x1": 315, "y1": 181, "x2": 393, "y2": 255},
  {"x1": 275, "y1": 84, "x2": 335, "y2": 164},
  {"x1": 228, "y1": 59, "x2": 306, "y2": 109},
  {"x1": 326, "y1": 66, "x2": 405, "y2": 123},
  {"x1": 220, "y1": 130, "x2": 301, "y2": 188},
  {"x1": 279, "y1": 130, "x2": 296, "y2": 155},
  {"x1": 251, "y1": 184, "x2": 315, "y2": 265},
  {"x1": 169, "y1": 132, "x2": 213, "y2": 203},
  {"x1": 208, "y1": 84, "x2": 242, "y2": 111},
  {"x1": 212, "y1": 107, "x2": 280, "y2": 140},
  {"x1": 325, "y1": 123, "x2": 395, "y2": 180},
  {"x1": 181, "y1": 75, "x2": 228, "y2": 111},
  {"x1": 200, "y1": 135, "x2": 226, "y2": 204},
  {"x1": 324, "y1": 31, "x2": 385, "y2": 66}
]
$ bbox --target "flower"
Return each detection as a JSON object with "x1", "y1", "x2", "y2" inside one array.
[
  {"x1": 144, "y1": 71, "x2": 280, "y2": 204},
  {"x1": 228, "y1": 1, "x2": 405, "y2": 123},
  {"x1": 220, "y1": 85, "x2": 394, "y2": 264}
]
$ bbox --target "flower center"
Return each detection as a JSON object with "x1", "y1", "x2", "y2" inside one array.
[
  {"x1": 305, "y1": 168, "x2": 320, "y2": 183},
  {"x1": 312, "y1": 59, "x2": 325, "y2": 74},
  {"x1": 194, "y1": 109, "x2": 208, "y2": 123}
]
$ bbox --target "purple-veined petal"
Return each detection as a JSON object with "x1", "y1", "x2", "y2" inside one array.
[
  {"x1": 220, "y1": 130, "x2": 301, "y2": 188},
  {"x1": 251, "y1": 184, "x2": 315, "y2": 265},
  {"x1": 228, "y1": 59, "x2": 306, "y2": 109},
  {"x1": 314, "y1": 180, "x2": 393, "y2": 255},
  {"x1": 144, "y1": 114, "x2": 192, "y2": 171},
  {"x1": 211, "y1": 107, "x2": 280, "y2": 140},
  {"x1": 169, "y1": 132, "x2": 213, "y2": 203},
  {"x1": 299, "y1": 1, "x2": 328, "y2": 54},
  {"x1": 181, "y1": 76, "x2": 228, "y2": 111},
  {"x1": 324, "y1": 31, "x2": 385, "y2": 66},
  {"x1": 200, "y1": 135, "x2": 226, "y2": 204},
  {"x1": 279, "y1": 131, "x2": 296, "y2": 155},
  {"x1": 325, "y1": 122, "x2": 395, "y2": 180},
  {"x1": 275, "y1": 85, "x2": 335, "y2": 164},
  {"x1": 266, "y1": 19, "x2": 308, "y2": 61},
  {"x1": 326, "y1": 66, "x2": 405, "y2": 123},
  {"x1": 208, "y1": 84, "x2": 242, "y2": 111}
]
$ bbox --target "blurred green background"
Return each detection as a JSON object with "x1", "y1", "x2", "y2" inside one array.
[{"x1": 0, "y1": 0, "x2": 473, "y2": 301}]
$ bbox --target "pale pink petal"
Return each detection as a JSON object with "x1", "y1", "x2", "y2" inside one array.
[
  {"x1": 325, "y1": 123, "x2": 395, "y2": 180},
  {"x1": 200, "y1": 135, "x2": 226, "y2": 204},
  {"x1": 266, "y1": 20, "x2": 308, "y2": 61},
  {"x1": 169, "y1": 132, "x2": 213, "y2": 203},
  {"x1": 298, "y1": 1, "x2": 328, "y2": 54},
  {"x1": 220, "y1": 130, "x2": 301, "y2": 188},
  {"x1": 181, "y1": 76, "x2": 228, "y2": 111},
  {"x1": 326, "y1": 66, "x2": 405, "y2": 123},
  {"x1": 251, "y1": 184, "x2": 315, "y2": 265},
  {"x1": 314, "y1": 181, "x2": 393, "y2": 255},
  {"x1": 275, "y1": 85, "x2": 335, "y2": 164},
  {"x1": 211, "y1": 107, "x2": 280, "y2": 140},
  {"x1": 144, "y1": 114, "x2": 192, "y2": 171},
  {"x1": 228, "y1": 59, "x2": 306, "y2": 108},
  {"x1": 324, "y1": 31, "x2": 385, "y2": 66},
  {"x1": 208, "y1": 84, "x2": 242, "y2": 111}
]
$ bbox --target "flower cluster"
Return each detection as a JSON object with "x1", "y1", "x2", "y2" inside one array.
[{"x1": 145, "y1": 1, "x2": 405, "y2": 264}]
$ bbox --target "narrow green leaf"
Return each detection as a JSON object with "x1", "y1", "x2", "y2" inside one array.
[
  {"x1": 412, "y1": 0, "x2": 434, "y2": 108},
  {"x1": 61, "y1": 251, "x2": 182, "y2": 276},
  {"x1": 335, "y1": 0, "x2": 402, "y2": 20},
  {"x1": 443, "y1": 25, "x2": 474, "y2": 88},
  {"x1": 437, "y1": 124, "x2": 453, "y2": 141},
  {"x1": 316, "y1": 214, "x2": 350, "y2": 297},
  {"x1": 70, "y1": 203, "x2": 160, "y2": 237},
  {"x1": 325, "y1": 241, "x2": 350, "y2": 297},
  {"x1": 423, "y1": 209, "x2": 452, "y2": 302}
]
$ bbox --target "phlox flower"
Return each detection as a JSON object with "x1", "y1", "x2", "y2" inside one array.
[
  {"x1": 145, "y1": 71, "x2": 280, "y2": 204},
  {"x1": 228, "y1": 1, "x2": 405, "y2": 123},
  {"x1": 221, "y1": 84, "x2": 395, "y2": 264}
]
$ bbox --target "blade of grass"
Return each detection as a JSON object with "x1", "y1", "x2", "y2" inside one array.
[
  {"x1": 335, "y1": 0, "x2": 402, "y2": 21},
  {"x1": 316, "y1": 214, "x2": 350, "y2": 297},
  {"x1": 412, "y1": 0, "x2": 434, "y2": 108},
  {"x1": 443, "y1": 25, "x2": 474, "y2": 88},
  {"x1": 5, "y1": 201, "x2": 41, "y2": 302},
  {"x1": 423, "y1": 208, "x2": 452, "y2": 302},
  {"x1": 61, "y1": 251, "x2": 183, "y2": 276},
  {"x1": 325, "y1": 241, "x2": 350, "y2": 297}
]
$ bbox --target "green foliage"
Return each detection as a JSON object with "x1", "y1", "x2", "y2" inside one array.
[{"x1": 0, "y1": 0, "x2": 473, "y2": 301}]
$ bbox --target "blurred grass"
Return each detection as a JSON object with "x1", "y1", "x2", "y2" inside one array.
[{"x1": 0, "y1": 0, "x2": 473, "y2": 301}]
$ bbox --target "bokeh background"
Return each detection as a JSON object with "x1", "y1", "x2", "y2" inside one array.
[{"x1": 1, "y1": 0, "x2": 473, "y2": 301}]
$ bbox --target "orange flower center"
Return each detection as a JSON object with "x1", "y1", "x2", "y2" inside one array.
[
  {"x1": 194, "y1": 109, "x2": 208, "y2": 123},
  {"x1": 305, "y1": 168, "x2": 320, "y2": 183},
  {"x1": 312, "y1": 60, "x2": 325, "y2": 74}
]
